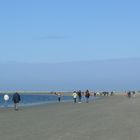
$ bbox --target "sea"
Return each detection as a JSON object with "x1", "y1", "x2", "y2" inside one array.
[{"x1": 0, "y1": 94, "x2": 101, "y2": 108}]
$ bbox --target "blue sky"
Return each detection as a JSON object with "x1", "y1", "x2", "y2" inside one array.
[
  {"x1": 0, "y1": 0, "x2": 140, "y2": 91},
  {"x1": 0, "y1": 0, "x2": 140, "y2": 63}
]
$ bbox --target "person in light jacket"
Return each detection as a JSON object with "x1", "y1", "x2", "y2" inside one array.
[{"x1": 72, "y1": 91, "x2": 77, "y2": 103}]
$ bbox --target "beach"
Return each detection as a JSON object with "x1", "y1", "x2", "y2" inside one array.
[{"x1": 0, "y1": 95, "x2": 140, "y2": 140}]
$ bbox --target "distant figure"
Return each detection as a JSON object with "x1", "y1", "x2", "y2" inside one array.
[
  {"x1": 132, "y1": 91, "x2": 136, "y2": 98},
  {"x1": 127, "y1": 91, "x2": 131, "y2": 98},
  {"x1": 3, "y1": 94, "x2": 9, "y2": 107},
  {"x1": 57, "y1": 93, "x2": 61, "y2": 102},
  {"x1": 77, "y1": 90, "x2": 82, "y2": 103},
  {"x1": 72, "y1": 91, "x2": 77, "y2": 103},
  {"x1": 85, "y1": 90, "x2": 90, "y2": 103},
  {"x1": 93, "y1": 92, "x2": 96, "y2": 102},
  {"x1": 102, "y1": 92, "x2": 106, "y2": 96},
  {"x1": 103, "y1": 91, "x2": 109, "y2": 96},
  {"x1": 110, "y1": 91, "x2": 114, "y2": 96},
  {"x1": 12, "y1": 92, "x2": 21, "y2": 111},
  {"x1": 96, "y1": 92, "x2": 100, "y2": 96}
]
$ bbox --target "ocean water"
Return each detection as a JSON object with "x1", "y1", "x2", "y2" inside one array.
[{"x1": 0, "y1": 94, "x2": 101, "y2": 108}]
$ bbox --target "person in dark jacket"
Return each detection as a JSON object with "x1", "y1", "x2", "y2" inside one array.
[
  {"x1": 12, "y1": 92, "x2": 21, "y2": 111},
  {"x1": 85, "y1": 90, "x2": 90, "y2": 103},
  {"x1": 57, "y1": 93, "x2": 61, "y2": 102},
  {"x1": 127, "y1": 91, "x2": 131, "y2": 98},
  {"x1": 77, "y1": 90, "x2": 82, "y2": 103}
]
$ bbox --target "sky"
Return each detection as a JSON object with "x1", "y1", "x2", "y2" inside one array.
[
  {"x1": 0, "y1": 0, "x2": 140, "y2": 63},
  {"x1": 0, "y1": 0, "x2": 140, "y2": 91}
]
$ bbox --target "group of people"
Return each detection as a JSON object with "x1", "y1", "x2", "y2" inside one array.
[
  {"x1": 72, "y1": 90, "x2": 90, "y2": 103},
  {"x1": 3, "y1": 92, "x2": 21, "y2": 111},
  {"x1": 2, "y1": 90, "x2": 114, "y2": 110},
  {"x1": 55, "y1": 90, "x2": 91, "y2": 103},
  {"x1": 127, "y1": 91, "x2": 136, "y2": 98}
]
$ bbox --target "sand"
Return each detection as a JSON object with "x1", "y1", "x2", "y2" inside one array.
[{"x1": 0, "y1": 95, "x2": 140, "y2": 140}]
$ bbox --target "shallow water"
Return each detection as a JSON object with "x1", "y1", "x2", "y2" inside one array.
[{"x1": 0, "y1": 94, "x2": 100, "y2": 108}]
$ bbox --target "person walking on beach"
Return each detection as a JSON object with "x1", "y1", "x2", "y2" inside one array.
[
  {"x1": 77, "y1": 90, "x2": 82, "y2": 103},
  {"x1": 12, "y1": 92, "x2": 21, "y2": 111},
  {"x1": 72, "y1": 91, "x2": 77, "y2": 103},
  {"x1": 57, "y1": 93, "x2": 61, "y2": 102},
  {"x1": 85, "y1": 90, "x2": 90, "y2": 103},
  {"x1": 93, "y1": 92, "x2": 97, "y2": 102},
  {"x1": 132, "y1": 91, "x2": 136, "y2": 98},
  {"x1": 110, "y1": 91, "x2": 114, "y2": 96},
  {"x1": 127, "y1": 91, "x2": 131, "y2": 98}
]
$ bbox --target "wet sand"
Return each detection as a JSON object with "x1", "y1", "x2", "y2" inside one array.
[{"x1": 0, "y1": 95, "x2": 140, "y2": 140}]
